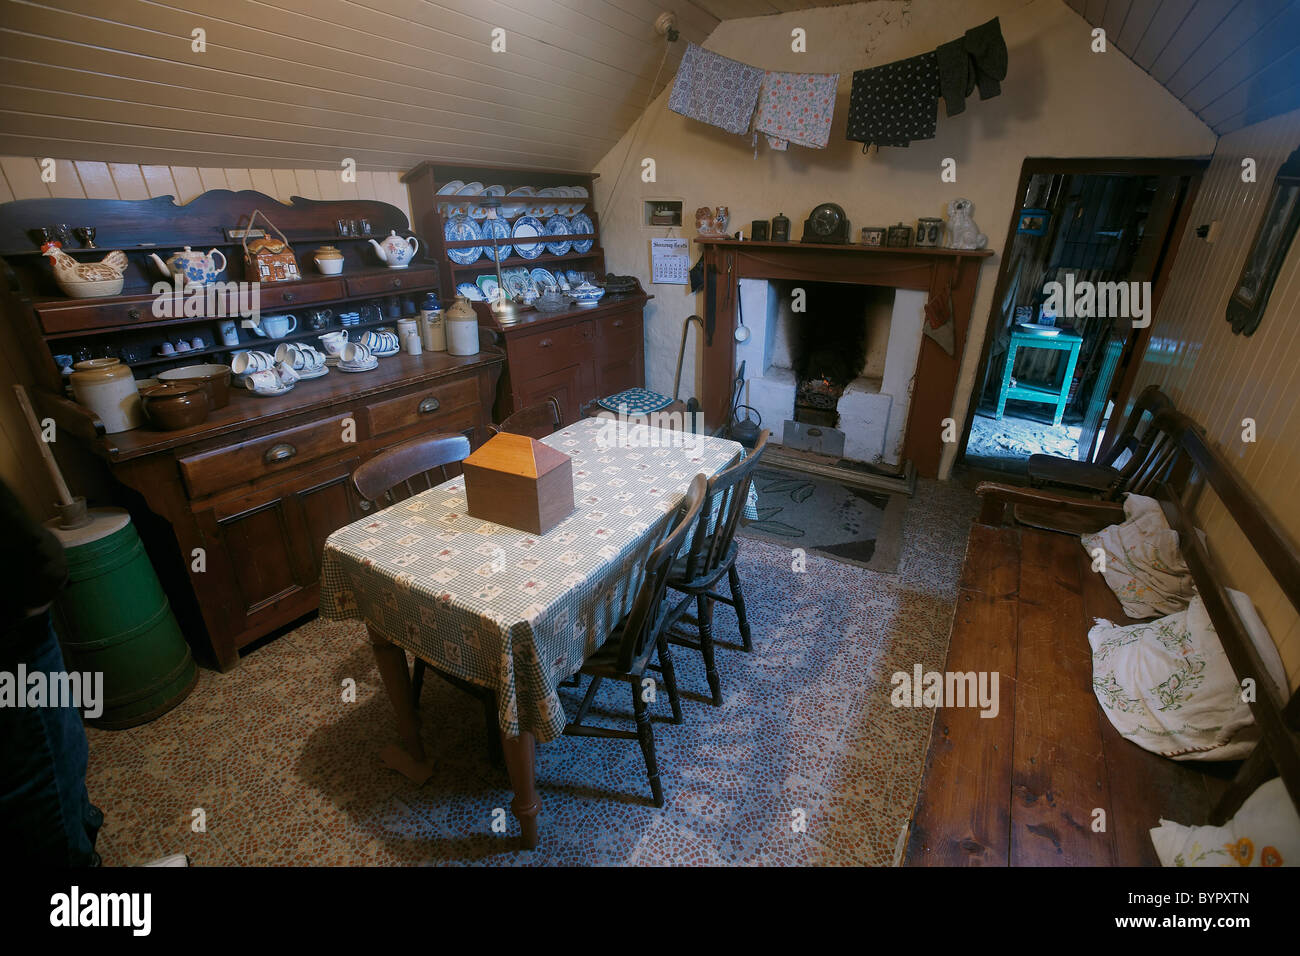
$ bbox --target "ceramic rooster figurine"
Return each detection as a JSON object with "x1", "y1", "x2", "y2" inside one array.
[{"x1": 43, "y1": 245, "x2": 128, "y2": 298}]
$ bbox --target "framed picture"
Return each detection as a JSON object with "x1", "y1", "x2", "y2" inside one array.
[
  {"x1": 1227, "y1": 146, "x2": 1300, "y2": 336},
  {"x1": 860, "y1": 226, "x2": 886, "y2": 246},
  {"x1": 1017, "y1": 208, "x2": 1050, "y2": 236}
]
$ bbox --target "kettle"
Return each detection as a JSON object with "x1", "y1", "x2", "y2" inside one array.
[{"x1": 727, "y1": 361, "x2": 762, "y2": 448}]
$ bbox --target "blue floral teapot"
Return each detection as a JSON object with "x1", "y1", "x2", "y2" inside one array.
[{"x1": 150, "y1": 246, "x2": 228, "y2": 286}]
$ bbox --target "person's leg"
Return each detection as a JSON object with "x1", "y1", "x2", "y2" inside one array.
[{"x1": 0, "y1": 612, "x2": 102, "y2": 865}]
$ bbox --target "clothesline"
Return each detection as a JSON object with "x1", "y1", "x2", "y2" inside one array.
[{"x1": 667, "y1": 17, "x2": 1007, "y2": 154}]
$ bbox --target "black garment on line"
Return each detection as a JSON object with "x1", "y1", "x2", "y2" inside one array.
[
  {"x1": 846, "y1": 51, "x2": 940, "y2": 149},
  {"x1": 937, "y1": 17, "x2": 1008, "y2": 118}
]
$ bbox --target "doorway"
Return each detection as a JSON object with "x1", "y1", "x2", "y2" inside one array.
[{"x1": 960, "y1": 158, "x2": 1204, "y2": 474}]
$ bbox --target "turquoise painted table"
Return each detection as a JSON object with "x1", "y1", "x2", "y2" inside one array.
[{"x1": 996, "y1": 328, "x2": 1084, "y2": 426}]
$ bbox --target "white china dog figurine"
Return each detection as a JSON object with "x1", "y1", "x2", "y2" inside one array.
[{"x1": 945, "y1": 198, "x2": 987, "y2": 250}]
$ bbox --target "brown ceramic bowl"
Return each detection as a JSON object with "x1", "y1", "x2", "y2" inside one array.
[
  {"x1": 140, "y1": 382, "x2": 209, "y2": 431},
  {"x1": 157, "y1": 363, "x2": 232, "y2": 409}
]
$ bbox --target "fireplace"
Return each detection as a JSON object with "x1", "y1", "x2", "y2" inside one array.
[
  {"x1": 696, "y1": 238, "x2": 992, "y2": 479},
  {"x1": 736, "y1": 279, "x2": 927, "y2": 469}
]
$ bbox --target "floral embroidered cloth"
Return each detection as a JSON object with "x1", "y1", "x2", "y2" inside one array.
[
  {"x1": 1150, "y1": 777, "x2": 1300, "y2": 867},
  {"x1": 1089, "y1": 594, "x2": 1257, "y2": 761},
  {"x1": 668, "y1": 42, "x2": 764, "y2": 136},
  {"x1": 1080, "y1": 493, "x2": 1195, "y2": 618},
  {"x1": 753, "y1": 70, "x2": 840, "y2": 150},
  {"x1": 319, "y1": 418, "x2": 743, "y2": 743}
]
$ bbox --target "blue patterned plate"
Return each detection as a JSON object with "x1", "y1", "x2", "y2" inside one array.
[
  {"x1": 501, "y1": 267, "x2": 531, "y2": 298},
  {"x1": 476, "y1": 274, "x2": 501, "y2": 301},
  {"x1": 444, "y1": 215, "x2": 482, "y2": 265},
  {"x1": 456, "y1": 281, "x2": 485, "y2": 301},
  {"x1": 529, "y1": 267, "x2": 558, "y2": 292},
  {"x1": 481, "y1": 216, "x2": 512, "y2": 261},
  {"x1": 511, "y1": 216, "x2": 545, "y2": 259},
  {"x1": 544, "y1": 215, "x2": 572, "y2": 256},
  {"x1": 569, "y1": 213, "x2": 594, "y2": 254}
]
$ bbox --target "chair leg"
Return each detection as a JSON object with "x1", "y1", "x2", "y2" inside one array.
[
  {"x1": 728, "y1": 563, "x2": 753, "y2": 652},
  {"x1": 656, "y1": 633, "x2": 683, "y2": 724},
  {"x1": 631, "y1": 682, "x2": 664, "y2": 808},
  {"x1": 412, "y1": 659, "x2": 426, "y2": 705},
  {"x1": 697, "y1": 593, "x2": 722, "y2": 707}
]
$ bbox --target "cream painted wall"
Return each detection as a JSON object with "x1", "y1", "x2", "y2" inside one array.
[
  {"x1": 1129, "y1": 107, "x2": 1300, "y2": 690},
  {"x1": 590, "y1": 0, "x2": 1216, "y2": 476},
  {"x1": 0, "y1": 158, "x2": 409, "y2": 519}
]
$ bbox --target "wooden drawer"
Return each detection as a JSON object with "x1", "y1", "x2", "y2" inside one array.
[
  {"x1": 363, "y1": 375, "x2": 479, "y2": 438},
  {"x1": 256, "y1": 277, "x2": 346, "y2": 311},
  {"x1": 178, "y1": 411, "x2": 355, "y2": 499},
  {"x1": 344, "y1": 265, "x2": 439, "y2": 298},
  {"x1": 37, "y1": 297, "x2": 155, "y2": 335},
  {"x1": 509, "y1": 324, "x2": 586, "y2": 377},
  {"x1": 598, "y1": 310, "x2": 641, "y2": 350}
]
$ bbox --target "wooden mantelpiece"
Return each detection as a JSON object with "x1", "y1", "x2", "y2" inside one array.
[{"x1": 695, "y1": 238, "x2": 994, "y2": 478}]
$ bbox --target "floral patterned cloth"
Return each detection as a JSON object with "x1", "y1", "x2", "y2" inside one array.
[
  {"x1": 1080, "y1": 493, "x2": 1195, "y2": 618},
  {"x1": 1151, "y1": 777, "x2": 1299, "y2": 867},
  {"x1": 668, "y1": 42, "x2": 764, "y2": 136},
  {"x1": 753, "y1": 70, "x2": 840, "y2": 150}
]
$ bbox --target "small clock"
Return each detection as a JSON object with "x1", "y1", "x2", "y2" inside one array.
[{"x1": 802, "y1": 202, "x2": 850, "y2": 244}]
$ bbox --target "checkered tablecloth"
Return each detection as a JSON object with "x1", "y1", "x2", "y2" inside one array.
[{"x1": 319, "y1": 417, "x2": 744, "y2": 743}]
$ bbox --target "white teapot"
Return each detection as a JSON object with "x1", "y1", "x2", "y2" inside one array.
[{"x1": 369, "y1": 230, "x2": 419, "y2": 269}]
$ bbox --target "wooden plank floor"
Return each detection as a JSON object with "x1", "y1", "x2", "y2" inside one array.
[{"x1": 905, "y1": 523, "x2": 1233, "y2": 866}]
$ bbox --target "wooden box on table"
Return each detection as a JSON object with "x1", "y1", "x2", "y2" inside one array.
[{"x1": 462, "y1": 432, "x2": 574, "y2": 534}]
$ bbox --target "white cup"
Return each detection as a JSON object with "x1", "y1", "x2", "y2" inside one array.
[
  {"x1": 300, "y1": 345, "x2": 325, "y2": 369},
  {"x1": 275, "y1": 360, "x2": 300, "y2": 386},
  {"x1": 231, "y1": 350, "x2": 273, "y2": 375},
  {"x1": 318, "y1": 331, "x2": 348, "y2": 356},
  {"x1": 244, "y1": 369, "x2": 280, "y2": 391},
  {"x1": 342, "y1": 342, "x2": 371, "y2": 364}
]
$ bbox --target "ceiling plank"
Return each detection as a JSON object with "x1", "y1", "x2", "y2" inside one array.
[{"x1": 1162, "y1": 0, "x2": 1290, "y2": 96}]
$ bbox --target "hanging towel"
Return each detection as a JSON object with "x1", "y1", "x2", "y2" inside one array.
[
  {"x1": 753, "y1": 70, "x2": 840, "y2": 150},
  {"x1": 669, "y1": 42, "x2": 764, "y2": 136},
  {"x1": 938, "y1": 17, "x2": 1008, "y2": 117},
  {"x1": 846, "y1": 51, "x2": 940, "y2": 149}
]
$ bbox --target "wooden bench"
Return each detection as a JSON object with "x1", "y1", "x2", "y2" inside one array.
[{"x1": 905, "y1": 423, "x2": 1300, "y2": 866}]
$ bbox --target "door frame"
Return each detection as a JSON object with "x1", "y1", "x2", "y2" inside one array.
[{"x1": 957, "y1": 156, "x2": 1208, "y2": 466}]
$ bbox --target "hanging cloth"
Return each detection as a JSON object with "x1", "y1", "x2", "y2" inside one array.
[
  {"x1": 846, "y1": 51, "x2": 940, "y2": 149},
  {"x1": 753, "y1": 70, "x2": 840, "y2": 151},
  {"x1": 668, "y1": 42, "x2": 764, "y2": 137},
  {"x1": 938, "y1": 17, "x2": 1008, "y2": 117}
]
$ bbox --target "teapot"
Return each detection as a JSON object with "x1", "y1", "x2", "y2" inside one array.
[
  {"x1": 150, "y1": 246, "x2": 227, "y2": 286},
  {"x1": 368, "y1": 230, "x2": 419, "y2": 269}
]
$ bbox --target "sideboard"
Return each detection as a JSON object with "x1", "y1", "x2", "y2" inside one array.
[{"x1": 0, "y1": 189, "x2": 503, "y2": 669}]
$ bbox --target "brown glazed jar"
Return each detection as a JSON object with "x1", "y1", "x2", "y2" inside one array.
[{"x1": 139, "y1": 381, "x2": 210, "y2": 431}]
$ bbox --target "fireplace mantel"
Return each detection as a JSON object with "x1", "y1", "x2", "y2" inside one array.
[{"x1": 695, "y1": 237, "x2": 994, "y2": 478}]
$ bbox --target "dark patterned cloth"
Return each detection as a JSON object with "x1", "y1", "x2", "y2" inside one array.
[
  {"x1": 938, "y1": 17, "x2": 1008, "y2": 117},
  {"x1": 669, "y1": 42, "x2": 764, "y2": 136},
  {"x1": 846, "y1": 51, "x2": 940, "y2": 149}
]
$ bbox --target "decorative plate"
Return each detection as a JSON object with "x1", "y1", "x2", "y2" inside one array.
[
  {"x1": 544, "y1": 216, "x2": 572, "y2": 256},
  {"x1": 337, "y1": 356, "x2": 379, "y2": 372},
  {"x1": 570, "y1": 213, "x2": 594, "y2": 254},
  {"x1": 296, "y1": 365, "x2": 329, "y2": 380},
  {"x1": 481, "y1": 216, "x2": 512, "y2": 261},
  {"x1": 536, "y1": 186, "x2": 561, "y2": 217},
  {"x1": 437, "y1": 180, "x2": 465, "y2": 214},
  {"x1": 444, "y1": 215, "x2": 483, "y2": 265},
  {"x1": 529, "y1": 267, "x2": 558, "y2": 292},
  {"x1": 476, "y1": 274, "x2": 502, "y2": 301},
  {"x1": 457, "y1": 281, "x2": 485, "y2": 300},
  {"x1": 503, "y1": 186, "x2": 532, "y2": 219},
  {"x1": 511, "y1": 216, "x2": 545, "y2": 259},
  {"x1": 501, "y1": 267, "x2": 531, "y2": 298}
]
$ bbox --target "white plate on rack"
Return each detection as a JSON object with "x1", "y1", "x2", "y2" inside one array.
[{"x1": 503, "y1": 186, "x2": 533, "y2": 219}]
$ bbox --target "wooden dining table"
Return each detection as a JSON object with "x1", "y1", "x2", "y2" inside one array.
[{"x1": 318, "y1": 417, "x2": 744, "y2": 848}]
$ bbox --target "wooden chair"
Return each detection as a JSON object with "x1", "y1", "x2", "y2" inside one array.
[
  {"x1": 491, "y1": 398, "x2": 562, "y2": 440},
  {"x1": 979, "y1": 410, "x2": 1197, "y2": 536},
  {"x1": 563, "y1": 474, "x2": 706, "y2": 808},
  {"x1": 664, "y1": 430, "x2": 770, "y2": 706},
  {"x1": 351, "y1": 432, "x2": 503, "y2": 765},
  {"x1": 1026, "y1": 385, "x2": 1174, "y2": 498}
]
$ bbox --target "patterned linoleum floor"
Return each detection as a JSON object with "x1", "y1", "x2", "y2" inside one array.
[{"x1": 85, "y1": 478, "x2": 977, "y2": 866}]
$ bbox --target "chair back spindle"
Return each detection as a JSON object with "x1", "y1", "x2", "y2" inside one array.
[
  {"x1": 491, "y1": 398, "x2": 563, "y2": 441},
  {"x1": 683, "y1": 431, "x2": 770, "y2": 584}
]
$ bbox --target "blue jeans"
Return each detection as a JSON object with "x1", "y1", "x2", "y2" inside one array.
[{"x1": 0, "y1": 612, "x2": 102, "y2": 865}]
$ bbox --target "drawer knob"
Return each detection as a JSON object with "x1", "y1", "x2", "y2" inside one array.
[
  {"x1": 128, "y1": 308, "x2": 141, "y2": 321},
  {"x1": 359, "y1": 499, "x2": 372, "y2": 511},
  {"x1": 539, "y1": 338, "x2": 553, "y2": 348},
  {"x1": 418, "y1": 397, "x2": 440, "y2": 414},
  {"x1": 282, "y1": 292, "x2": 297, "y2": 302},
  {"x1": 264, "y1": 442, "x2": 297, "y2": 464},
  {"x1": 612, "y1": 319, "x2": 623, "y2": 327},
  {"x1": 391, "y1": 277, "x2": 403, "y2": 288}
]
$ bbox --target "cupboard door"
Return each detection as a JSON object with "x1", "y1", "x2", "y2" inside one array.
[
  {"x1": 595, "y1": 312, "x2": 644, "y2": 397},
  {"x1": 516, "y1": 364, "x2": 591, "y2": 425},
  {"x1": 198, "y1": 459, "x2": 359, "y2": 641}
]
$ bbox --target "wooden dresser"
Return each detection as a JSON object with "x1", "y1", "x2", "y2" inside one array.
[
  {"x1": 0, "y1": 189, "x2": 503, "y2": 669},
  {"x1": 403, "y1": 161, "x2": 650, "y2": 422}
]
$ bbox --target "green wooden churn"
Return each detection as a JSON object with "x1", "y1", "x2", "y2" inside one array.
[{"x1": 46, "y1": 507, "x2": 197, "y2": 729}]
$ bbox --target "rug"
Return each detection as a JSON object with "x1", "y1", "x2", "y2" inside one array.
[
  {"x1": 80, "y1": 479, "x2": 977, "y2": 867},
  {"x1": 738, "y1": 467, "x2": 908, "y2": 573}
]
